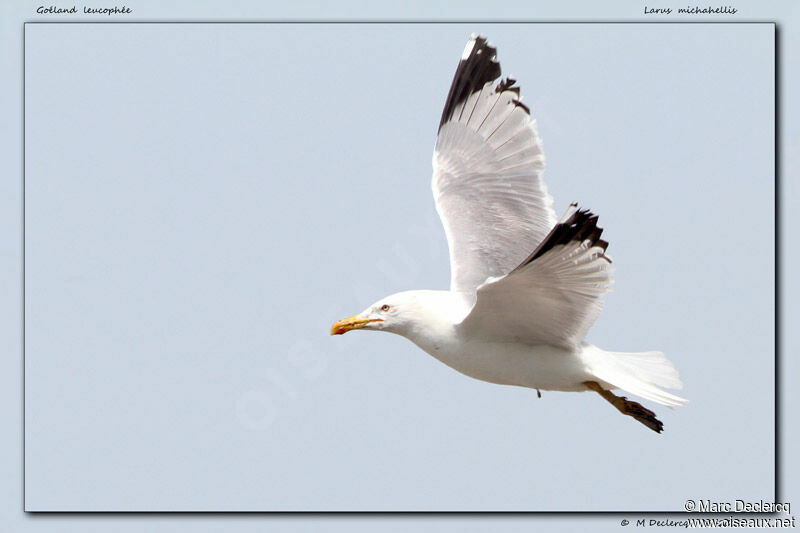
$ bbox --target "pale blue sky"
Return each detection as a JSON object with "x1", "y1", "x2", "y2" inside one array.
[
  {"x1": 1, "y1": 0, "x2": 798, "y2": 531},
  {"x1": 24, "y1": 21, "x2": 773, "y2": 511}
]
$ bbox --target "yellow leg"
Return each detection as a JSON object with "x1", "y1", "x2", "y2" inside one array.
[{"x1": 583, "y1": 381, "x2": 664, "y2": 433}]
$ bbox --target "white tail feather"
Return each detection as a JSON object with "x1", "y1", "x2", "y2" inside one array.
[{"x1": 583, "y1": 345, "x2": 688, "y2": 408}]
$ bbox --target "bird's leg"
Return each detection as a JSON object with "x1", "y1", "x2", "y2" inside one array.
[
  {"x1": 536, "y1": 389, "x2": 541, "y2": 398},
  {"x1": 583, "y1": 381, "x2": 664, "y2": 433}
]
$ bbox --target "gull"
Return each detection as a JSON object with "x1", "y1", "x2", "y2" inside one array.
[{"x1": 331, "y1": 35, "x2": 686, "y2": 432}]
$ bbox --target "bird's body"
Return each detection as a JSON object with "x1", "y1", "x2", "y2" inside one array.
[
  {"x1": 421, "y1": 335, "x2": 593, "y2": 394},
  {"x1": 368, "y1": 289, "x2": 590, "y2": 392},
  {"x1": 332, "y1": 35, "x2": 687, "y2": 432}
]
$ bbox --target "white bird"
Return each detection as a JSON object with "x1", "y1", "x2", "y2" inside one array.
[{"x1": 331, "y1": 35, "x2": 686, "y2": 432}]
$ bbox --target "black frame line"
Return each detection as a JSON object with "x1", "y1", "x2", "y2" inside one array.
[{"x1": 21, "y1": 20, "x2": 781, "y2": 515}]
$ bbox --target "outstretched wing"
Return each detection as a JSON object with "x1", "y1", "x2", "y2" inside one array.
[
  {"x1": 457, "y1": 204, "x2": 614, "y2": 350},
  {"x1": 433, "y1": 35, "x2": 557, "y2": 294}
]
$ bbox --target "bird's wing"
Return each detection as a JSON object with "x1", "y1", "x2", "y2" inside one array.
[
  {"x1": 457, "y1": 204, "x2": 613, "y2": 350},
  {"x1": 433, "y1": 35, "x2": 557, "y2": 294}
]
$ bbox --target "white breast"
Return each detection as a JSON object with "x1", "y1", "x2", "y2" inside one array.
[{"x1": 411, "y1": 331, "x2": 595, "y2": 392}]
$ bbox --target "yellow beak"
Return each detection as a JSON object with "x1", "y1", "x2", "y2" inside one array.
[{"x1": 330, "y1": 315, "x2": 383, "y2": 335}]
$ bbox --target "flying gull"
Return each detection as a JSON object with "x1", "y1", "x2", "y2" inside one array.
[{"x1": 331, "y1": 35, "x2": 687, "y2": 432}]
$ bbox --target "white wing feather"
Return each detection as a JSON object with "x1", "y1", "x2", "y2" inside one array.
[
  {"x1": 432, "y1": 36, "x2": 556, "y2": 294},
  {"x1": 457, "y1": 205, "x2": 613, "y2": 350}
]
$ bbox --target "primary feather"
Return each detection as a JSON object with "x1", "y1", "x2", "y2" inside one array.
[{"x1": 433, "y1": 36, "x2": 556, "y2": 295}]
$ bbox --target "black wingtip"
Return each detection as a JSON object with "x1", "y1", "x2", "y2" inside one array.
[
  {"x1": 439, "y1": 36, "x2": 531, "y2": 132},
  {"x1": 512, "y1": 205, "x2": 611, "y2": 272},
  {"x1": 512, "y1": 98, "x2": 531, "y2": 114},
  {"x1": 439, "y1": 36, "x2": 500, "y2": 130}
]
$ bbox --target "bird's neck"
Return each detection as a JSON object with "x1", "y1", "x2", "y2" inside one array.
[{"x1": 396, "y1": 290, "x2": 470, "y2": 355}]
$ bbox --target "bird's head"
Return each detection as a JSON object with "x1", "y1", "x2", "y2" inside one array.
[
  {"x1": 330, "y1": 290, "x2": 456, "y2": 338},
  {"x1": 330, "y1": 292, "x2": 417, "y2": 336}
]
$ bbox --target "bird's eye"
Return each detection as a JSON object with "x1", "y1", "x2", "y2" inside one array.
[{"x1": 380, "y1": 304, "x2": 390, "y2": 312}]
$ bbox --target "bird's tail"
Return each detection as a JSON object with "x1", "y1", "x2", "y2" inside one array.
[{"x1": 582, "y1": 345, "x2": 688, "y2": 408}]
